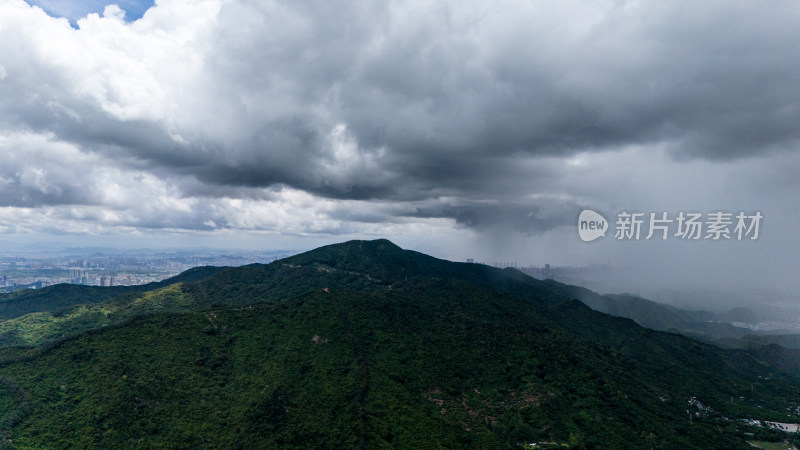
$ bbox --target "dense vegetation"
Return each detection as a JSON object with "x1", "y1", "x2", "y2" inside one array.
[{"x1": 0, "y1": 239, "x2": 796, "y2": 448}]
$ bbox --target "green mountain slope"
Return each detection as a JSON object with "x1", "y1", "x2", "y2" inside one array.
[
  {"x1": 0, "y1": 266, "x2": 225, "y2": 321},
  {"x1": 0, "y1": 239, "x2": 796, "y2": 448}
]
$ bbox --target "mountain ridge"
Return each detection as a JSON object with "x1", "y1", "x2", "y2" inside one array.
[{"x1": 0, "y1": 239, "x2": 796, "y2": 448}]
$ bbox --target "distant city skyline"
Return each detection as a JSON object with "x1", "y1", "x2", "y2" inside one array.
[{"x1": 0, "y1": 247, "x2": 291, "y2": 291}]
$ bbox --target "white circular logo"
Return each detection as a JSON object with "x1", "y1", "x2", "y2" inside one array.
[{"x1": 578, "y1": 209, "x2": 608, "y2": 242}]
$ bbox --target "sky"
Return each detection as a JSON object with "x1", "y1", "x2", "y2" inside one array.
[{"x1": 1, "y1": 0, "x2": 799, "y2": 302}]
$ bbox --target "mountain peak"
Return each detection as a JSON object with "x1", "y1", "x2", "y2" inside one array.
[
  {"x1": 283, "y1": 239, "x2": 432, "y2": 283},
  {"x1": 281, "y1": 239, "x2": 556, "y2": 303},
  {"x1": 337, "y1": 238, "x2": 403, "y2": 252}
]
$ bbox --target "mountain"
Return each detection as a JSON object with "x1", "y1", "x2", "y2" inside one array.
[
  {"x1": 0, "y1": 239, "x2": 797, "y2": 448},
  {"x1": 0, "y1": 265, "x2": 225, "y2": 321},
  {"x1": 544, "y1": 283, "x2": 779, "y2": 345}
]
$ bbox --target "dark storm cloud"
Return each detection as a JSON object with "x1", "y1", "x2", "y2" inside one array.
[
  {"x1": 411, "y1": 197, "x2": 582, "y2": 235},
  {"x1": 175, "y1": 0, "x2": 800, "y2": 198},
  {"x1": 2, "y1": 0, "x2": 800, "y2": 234}
]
